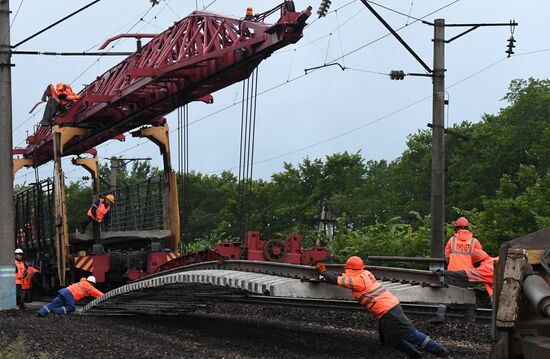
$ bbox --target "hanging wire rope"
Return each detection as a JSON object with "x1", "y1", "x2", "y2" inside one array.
[
  {"x1": 237, "y1": 68, "x2": 259, "y2": 234},
  {"x1": 176, "y1": 105, "x2": 190, "y2": 249}
]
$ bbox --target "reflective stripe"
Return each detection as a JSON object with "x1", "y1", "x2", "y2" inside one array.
[
  {"x1": 76, "y1": 282, "x2": 92, "y2": 297},
  {"x1": 43, "y1": 305, "x2": 51, "y2": 313},
  {"x1": 451, "y1": 237, "x2": 475, "y2": 255},
  {"x1": 421, "y1": 336, "x2": 432, "y2": 349},
  {"x1": 62, "y1": 306, "x2": 67, "y2": 315},
  {"x1": 467, "y1": 269, "x2": 483, "y2": 282},
  {"x1": 348, "y1": 277, "x2": 355, "y2": 291},
  {"x1": 363, "y1": 288, "x2": 387, "y2": 308},
  {"x1": 357, "y1": 285, "x2": 384, "y2": 304}
]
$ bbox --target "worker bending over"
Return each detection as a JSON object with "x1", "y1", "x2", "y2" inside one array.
[
  {"x1": 316, "y1": 256, "x2": 449, "y2": 358},
  {"x1": 443, "y1": 250, "x2": 498, "y2": 300},
  {"x1": 39, "y1": 82, "x2": 81, "y2": 126},
  {"x1": 37, "y1": 276, "x2": 103, "y2": 317},
  {"x1": 80, "y1": 194, "x2": 115, "y2": 242}
]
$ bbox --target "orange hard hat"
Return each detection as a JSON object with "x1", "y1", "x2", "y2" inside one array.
[
  {"x1": 345, "y1": 256, "x2": 364, "y2": 270},
  {"x1": 472, "y1": 250, "x2": 489, "y2": 263},
  {"x1": 454, "y1": 217, "x2": 470, "y2": 228},
  {"x1": 56, "y1": 82, "x2": 67, "y2": 92}
]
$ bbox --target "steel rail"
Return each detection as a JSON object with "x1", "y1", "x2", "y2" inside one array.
[
  {"x1": 136, "y1": 260, "x2": 441, "y2": 286},
  {"x1": 227, "y1": 295, "x2": 492, "y2": 321}
]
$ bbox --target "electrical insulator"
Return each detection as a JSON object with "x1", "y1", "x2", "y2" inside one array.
[
  {"x1": 317, "y1": 0, "x2": 332, "y2": 18},
  {"x1": 389, "y1": 70, "x2": 406, "y2": 80},
  {"x1": 505, "y1": 35, "x2": 516, "y2": 58}
]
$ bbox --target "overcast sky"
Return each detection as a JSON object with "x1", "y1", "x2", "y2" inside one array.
[{"x1": 9, "y1": 0, "x2": 550, "y2": 186}]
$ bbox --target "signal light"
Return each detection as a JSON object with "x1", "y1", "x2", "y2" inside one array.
[
  {"x1": 317, "y1": 0, "x2": 332, "y2": 18},
  {"x1": 389, "y1": 70, "x2": 406, "y2": 80},
  {"x1": 505, "y1": 35, "x2": 516, "y2": 58}
]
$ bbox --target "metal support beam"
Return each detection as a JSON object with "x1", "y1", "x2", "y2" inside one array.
[
  {"x1": 53, "y1": 125, "x2": 86, "y2": 155},
  {"x1": 52, "y1": 129, "x2": 69, "y2": 286},
  {"x1": 0, "y1": 0, "x2": 15, "y2": 311},
  {"x1": 13, "y1": 158, "x2": 33, "y2": 176},
  {"x1": 132, "y1": 124, "x2": 180, "y2": 252},
  {"x1": 72, "y1": 156, "x2": 100, "y2": 195}
]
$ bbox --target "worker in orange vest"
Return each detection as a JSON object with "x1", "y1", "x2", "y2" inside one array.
[
  {"x1": 443, "y1": 250, "x2": 498, "y2": 300},
  {"x1": 14, "y1": 248, "x2": 26, "y2": 309},
  {"x1": 316, "y1": 256, "x2": 449, "y2": 358},
  {"x1": 444, "y1": 217, "x2": 482, "y2": 271},
  {"x1": 37, "y1": 276, "x2": 104, "y2": 317},
  {"x1": 21, "y1": 264, "x2": 40, "y2": 305},
  {"x1": 39, "y1": 82, "x2": 81, "y2": 126},
  {"x1": 79, "y1": 194, "x2": 115, "y2": 242}
]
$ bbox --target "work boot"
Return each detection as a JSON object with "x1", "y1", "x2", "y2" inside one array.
[
  {"x1": 463, "y1": 308, "x2": 476, "y2": 322},
  {"x1": 426, "y1": 305, "x2": 446, "y2": 325}
]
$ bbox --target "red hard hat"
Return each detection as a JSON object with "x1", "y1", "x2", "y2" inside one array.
[
  {"x1": 345, "y1": 256, "x2": 364, "y2": 270},
  {"x1": 454, "y1": 217, "x2": 470, "y2": 228}
]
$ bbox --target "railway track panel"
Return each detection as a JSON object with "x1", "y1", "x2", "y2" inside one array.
[{"x1": 83, "y1": 264, "x2": 476, "y2": 315}]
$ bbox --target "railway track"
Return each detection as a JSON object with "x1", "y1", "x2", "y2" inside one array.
[{"x1": 82, "y1": 261, "x2": 479, "y2": 316}]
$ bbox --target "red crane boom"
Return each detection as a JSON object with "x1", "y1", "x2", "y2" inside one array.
[{"x1": 13, "y1": 2, "x2": 311, "y2": 166}]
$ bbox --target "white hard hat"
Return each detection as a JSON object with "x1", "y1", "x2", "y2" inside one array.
[
  {"x1": 14, "y1": 248, "x2": 24, "y2": 254},
  {"x1": 86, "y1": 276, "x2": 97, "y2": 284}
]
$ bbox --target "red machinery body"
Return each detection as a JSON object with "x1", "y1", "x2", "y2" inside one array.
[
  {"x1": 13, "y1": 2, "x2": 312, "y2": 166},
  {"x1": 159, "y1": 231, "x2": 332, "y2": 272}
]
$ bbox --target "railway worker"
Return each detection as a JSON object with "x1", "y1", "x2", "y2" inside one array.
[
  {"x1": 442, "y1": 250, "x2": 498, "y2": 300},
  {"x1": 39, "y1": 82, "x2": 81, "y2": 127},
  {"x1": 21, "y1": 263, "x2": 40, "y2": 305},
  {"x1": 444, "y1": 217, "x2": 482, "y2": 271},
  {"x1": 316, "y1": 256, "x2": 449, "y2": 358},
  {"x1": 80, "y1": 194, "x2": 115, "y2": 242},
  {"x1": 14, "y1": 248, "x2": 26, "y2": 309},
  {"x1": 37, "y1": 276, "x2": 103, "y2": 317}
]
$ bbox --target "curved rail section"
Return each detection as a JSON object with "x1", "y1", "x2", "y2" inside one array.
[{"x1": 83, "y1": 263, "x2": 476, "y2": 315}]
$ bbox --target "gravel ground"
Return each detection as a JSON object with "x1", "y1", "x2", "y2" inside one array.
[{"x1": 0, "y1": 303, "x2": 491, "y2": 359}]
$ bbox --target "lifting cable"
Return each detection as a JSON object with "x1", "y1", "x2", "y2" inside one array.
[
  {"x1": 177, "y1": 105, "x2": 190, "y2": 248},
  {"x1": 237, "y1": 67, "x2": 259, "y2": 234}
]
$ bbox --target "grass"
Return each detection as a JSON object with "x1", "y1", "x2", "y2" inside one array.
[{"x1": 0, "y1": 336, "x2": 51, "y2": 359}]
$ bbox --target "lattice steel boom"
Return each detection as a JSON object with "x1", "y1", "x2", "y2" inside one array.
[{"x1": 13, "y1": 2, "x2": 311, "y2": 166}]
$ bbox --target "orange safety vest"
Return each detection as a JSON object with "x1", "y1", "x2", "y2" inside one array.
[
  {"x1": 444, "y1": 229, "x2": 482, "y2": 271},
  {"x1": 55, "y1": 83, "x2": 80, "y2": 107},
  {"x1": 87, "y1": 198, "x2": 111, "y2": 222},
  {"x1": 338, "y1": 269, "x2": 400, "y2": 319},
  {"x1": 465, "y1": 256, "x2": 498, "y2": 298},
  {"x1": 15, "y1": 259, "x2": 26, "y2": 285},
  {"x1": 21, "y1": 266, "x2": 39, "y2": 290},
  {"x1": 67, "y1": 278, "x2": 104, "y2": 302}
]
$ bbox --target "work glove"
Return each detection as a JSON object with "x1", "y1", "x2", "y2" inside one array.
[
  {"x1": 432, "y1": 268, "x2": 444, "y2": 276},
  {"x1": 315, "y1": 262, "x2": 327, "y2": 274},
  {"x1": 93, "y1": 217, "x2": 99, "y2": 222},
  {"x1": 22, "y1": 269, "x2": 28, "y2": 278}
]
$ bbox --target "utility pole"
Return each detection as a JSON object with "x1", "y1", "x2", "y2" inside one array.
[
  {"x1": 0, "y1": 0, "x2": 15, "y2": 310},
  {"x1": 110, "y1": 156, "x2": 118, "y2": 191},
  {"x1": 431, "y1": 19, "x2": 445, "y2": 261},
  {"x1": 359, "y1": 1, "x2": 517, "y2": 265}
]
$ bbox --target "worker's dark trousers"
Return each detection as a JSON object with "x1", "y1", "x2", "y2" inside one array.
[
  {"x1": 80, "y1": 217, "x2": 101, "y2": 241},
  {"x1": 16, "y1": 284, "x2": 24, "y2": 308},
  {"x1": 395, "y1": 330, "x2": 445, "y2": 357},
  {"x1": 38, "y1": 288, "x2": 76, "y2": 316}
]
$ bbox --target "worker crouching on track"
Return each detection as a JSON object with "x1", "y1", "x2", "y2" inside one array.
[
  {"x1": 80, "y1": 194, "x2": 115, "y2": 242},
  {"x1": 316, "y1": 256, "x2": 449, "y2": 358},
  {"x1": 37, "y1": 276, "x2": 103, "y2": 317}
]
